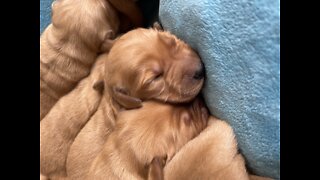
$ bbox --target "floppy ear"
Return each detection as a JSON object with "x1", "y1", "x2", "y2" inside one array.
[
  {"x1": 92, "y1": 80, "x2": 104, "y2": 94},
  {"x1": 99, "y1": 30, "x2": 116, "y2": 53},
  {"x1": 153, "y1": 21, "x2": 163, "y2": 31},
  {"x1": 112, "y1": 87, "x2": 142, "y2": 109}
]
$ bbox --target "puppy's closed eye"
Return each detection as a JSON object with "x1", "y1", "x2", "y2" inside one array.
[
  {"x1": 153, "y1": 73, "x2": 163, "y2": 81},
  {"x1": 144, "y1": 68, "x2": 164, "y2": 85},
  {"x1": 146, "y1": 73, "x2": 163, "y2": 84}
]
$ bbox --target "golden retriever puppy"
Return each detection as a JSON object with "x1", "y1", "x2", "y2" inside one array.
[
  {"x1": 40, "y1": 58, "x2": 104, "y2": 178},
  {"x1": 66, "y1": 28, "x2": 205, "y2": 178},
  {"x1": 40, "y1": 0, "x2": 143, "y2": 120},
  {"x1": 102, "y1": 28, "x2": 205, "y2": 109},
  {"x1": 163, "y1": 117, "x2": 273, "y2": 180},
  {"x1": 86, "y1": 97, "x2": 208, "y2": 180},
  {"x1": 41, "y1": 28, "x2": 205, "y2": 179}
]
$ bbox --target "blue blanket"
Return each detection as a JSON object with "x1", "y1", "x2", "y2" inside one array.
[
  {"x1": 159, "y1": 0, "x2": 280, "y2": 179},
  {"x1": 40, "y1": 0, "x2": 52, "y2": 34}
]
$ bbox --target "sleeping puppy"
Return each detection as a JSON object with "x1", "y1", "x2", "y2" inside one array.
[
  {"x1": 40, "y1": 58, "x2": 105, "y2": 178},
  {"x1": 64, "y1": 28, "x2": 205, "y2": 179},
  {"x1": 86, "y1": 97, "x2": 208, "y2": 180},
  {"x1": 40, "y1": 0, "x2": 143, "y2": 120},
  {"x1": 163, "y1": 117, "x2": 273, "y2": 180},
  {"x1": 103, "y1": 27, "x2": 205, "y2": 108}
]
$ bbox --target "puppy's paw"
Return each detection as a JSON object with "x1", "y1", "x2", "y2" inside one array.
[{"x1": 148, "y1": 156, "x2": 166, "y2": 180}]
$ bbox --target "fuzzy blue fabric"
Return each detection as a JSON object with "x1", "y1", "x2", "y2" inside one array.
[
  {"x1": 159, "y1": 0, "x2": 280, "y2": 179},
  {"x1": 40, "y1": 0, "x2": 53, "y2": 34}
]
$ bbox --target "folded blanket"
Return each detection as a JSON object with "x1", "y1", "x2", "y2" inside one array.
[{"x1": 159, "y1": 0, "x2": 280, "y2": 179}]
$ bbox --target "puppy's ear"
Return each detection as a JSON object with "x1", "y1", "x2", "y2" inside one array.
[
  {"x1": 93, "y1": 80, "x2": 104, "y2": 94},
  {"x1": 99, "y1": 30, "x2": 116, "y2": 53},
  {"x1": 152, "y1": 22, "x2": 163, "y2": 31},
  {"x1": 112, "y1": 87, "x2": 142, "y2": 109}
]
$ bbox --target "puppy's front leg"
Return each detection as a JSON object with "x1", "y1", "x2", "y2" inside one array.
[{"x1": 147, "y1": 156, "x2": 166, "y2": 180}]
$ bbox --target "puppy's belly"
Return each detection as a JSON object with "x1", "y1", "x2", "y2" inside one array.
[{"x1": 66, "y1": 99, "x2": 116, "y2": 179}]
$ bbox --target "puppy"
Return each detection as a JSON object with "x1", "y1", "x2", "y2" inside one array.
[
  {"x1": 40, "y1": 0, "x2": 143, "y2": 120},
  {"x1": 103, "y1": 28, "x2": 205, "y2": 108},
  {"x1": 65, "y1": 28, "x2": 205, "y2": 179},
  {"x1": 164, "y1": 117, "x2": 273, "y2": 180},
  {"x1": 40, "y1": 28, "x2": 205, "y2": 179},
  {"x1": 86, "y1": 97, "x2": 208, "y2": 180},
  {"x1": 40, "y1": 58, "x2": 104, "y2": 178}
]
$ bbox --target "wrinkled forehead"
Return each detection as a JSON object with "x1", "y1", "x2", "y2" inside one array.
[
  {"x1": 106, "y1": 29, "x2": 198, "y2": 76},
  {"x1": 114, "y1": 28, "x2": 188, "y2": 56}
]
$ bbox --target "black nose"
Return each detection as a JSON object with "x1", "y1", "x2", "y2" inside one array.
[{"x1": 193, "y1": 64, "x2": 205, "y2": 80}]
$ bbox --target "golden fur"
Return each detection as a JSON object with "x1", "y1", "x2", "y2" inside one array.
[
  {"x1": 164, "y1": 117, "x2": 249, "y2": 180},
  {"x1": 66, "y1": 28, "x2": 205, "y2": 180},
  {"x1": 40, "y1": 0, "x2": 143, "y2": 120},
  {"x1": 164, "y1": 117, "x2": 273, "y2": 180},
  {"x1": 40, "y1": 58, "x2": 104, "y2": 178},
  {"x1": 40, "y1": 28, "x2": 205, "y2": 179},
  {"x1": 86, "y1": 97, "x2": 208, "y2": 180},
  {"x1": 40, "y1": 27, "x2": 273, "y2": 180},
  {"x1": 103, "y1": 28, "x2": 205, "y2": 108}
]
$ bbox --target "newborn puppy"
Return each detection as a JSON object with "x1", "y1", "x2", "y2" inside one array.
[
  {"x1": 40, "y1": 0, "x2": 143, "y2": 120},
  {"x1": 41, "y1": 28, "x2": 204, "y2": 179},
  {"x1": 40, "y1": 58, "x2": 104, "y2": 178},
  {"x1": 102, "y1": 28, "x2": 205, "y2": 109},
  {"x1": 86, "y1": 97, "x2": 208, "y2": 180}
]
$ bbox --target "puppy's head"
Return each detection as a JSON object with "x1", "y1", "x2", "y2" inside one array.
[
  {"x1": 51, "y1": 0, "x2": 119, "y2": 51},
  {"x1": 105, "y1": 28, "x2": 205, "y2": 109}
]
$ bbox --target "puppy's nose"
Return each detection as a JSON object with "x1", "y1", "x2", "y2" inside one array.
[{"x1": 193, "y1": 64, "x2": 204, "y2": 80}]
